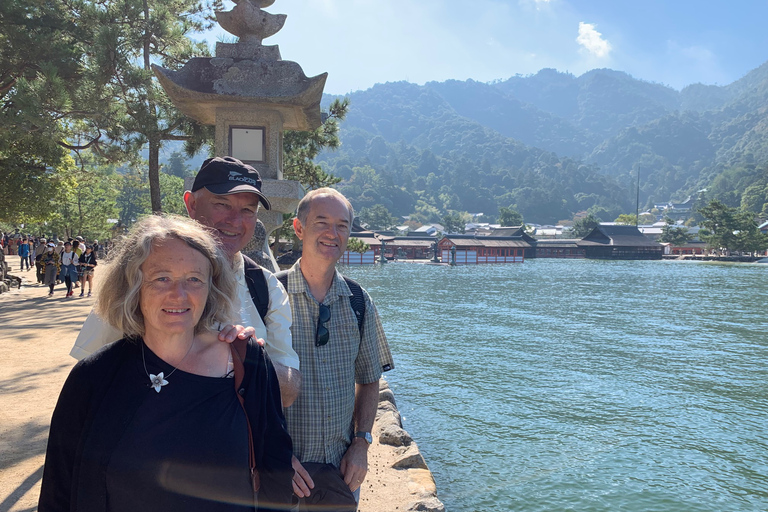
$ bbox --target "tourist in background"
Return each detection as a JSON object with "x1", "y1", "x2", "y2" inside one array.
[
  {"x1": 94, "y1": 239, "x2": 104, "y2": 259},
  {"x1": 42, "y1": 243, "x2": 59, "y2": 297},
  {"x1": 72, "y1": 240, "x2": 83, "y2": 289},
  {"x1": 18, "y1": 238, "x2": 30, "y2": 271},
  {"x1": 35, "y1": 238, "x2": 48, "y2": 283},
  {"x1": 26, "y1": 238, "x2": 35, "y2": 269},
  {"x1": 78, "y1": 245, "x2": 97, "y2": 297},
  {"x1": 59, "y1": 241, "x2": 79, "y2": 298}
]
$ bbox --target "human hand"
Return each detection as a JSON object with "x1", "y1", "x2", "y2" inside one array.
[
  {"x1": 291, "y1": 455, "x2": 314, "y2": 498},
  {"x1": 217, "y1": 324, "x2": 258, "y2": 344},
  {"x1": 340, "y1": 438, "x2": 369, "y2": 491}
]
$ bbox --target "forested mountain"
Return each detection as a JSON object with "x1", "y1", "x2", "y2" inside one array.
[{"x1": 317, "y1": 61, "x2": 768, "y2": 225}]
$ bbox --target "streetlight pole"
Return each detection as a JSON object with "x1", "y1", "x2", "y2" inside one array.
[{"x1": 635, "y1": 167, "x2": 640, "y2": 226}]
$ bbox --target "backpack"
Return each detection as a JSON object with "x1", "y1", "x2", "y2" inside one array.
[{"x1": 243, "y1": 257, "x2": 364, "y2": 335}]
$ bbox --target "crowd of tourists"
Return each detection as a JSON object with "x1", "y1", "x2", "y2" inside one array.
[{"x1": 1, "y1": 232, "x2": 107, "y2": 298}]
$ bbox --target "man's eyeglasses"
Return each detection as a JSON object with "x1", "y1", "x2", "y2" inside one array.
[{"x1": 316, "y1": 304, "x2": 330, "y2": 347}]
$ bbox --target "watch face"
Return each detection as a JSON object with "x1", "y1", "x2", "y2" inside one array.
[{"x1": 357, "y1": 431, "x2": 373, "y2": 444}]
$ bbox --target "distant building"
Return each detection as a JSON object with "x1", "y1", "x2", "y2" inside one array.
[
  {"x1": 577, "y1": 225, "x2": 663, "y2": 259},
  {"x1": 381, "y1": 237, "x2": 435, "y2": 260},
  {"x1": 661, "y1": 241, "x2": 707, "y2": 256},
  {"x1": 535, "y1": 239, "x2": 585, "y2": 258},
  {"x1": 437, "y1": 235, "x2": 531, "y2": 264},
  {"x1": 341, "y1": 231, "x2": 382, "y2": 265}
]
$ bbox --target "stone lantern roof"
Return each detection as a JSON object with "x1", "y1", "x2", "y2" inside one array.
[{"x1": 152, "y1": 0, "x2": 327, "y2": 131}]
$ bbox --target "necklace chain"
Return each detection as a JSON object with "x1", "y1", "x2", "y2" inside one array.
[{"x1": 141, "y1": 339, "x2": 195, "y2": 392}]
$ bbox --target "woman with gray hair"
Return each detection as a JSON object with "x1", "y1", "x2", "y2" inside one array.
[{"x1": 39, "y1": 215, "x2": 294, "y2": 512}]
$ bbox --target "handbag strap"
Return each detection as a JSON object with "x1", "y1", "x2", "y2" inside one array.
[{"x1": 231, "y1": 337, "x2": 261, "y2": 493}]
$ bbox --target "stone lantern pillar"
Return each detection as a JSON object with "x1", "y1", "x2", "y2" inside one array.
[{"x1": 152, "y1": 0, "x2": 327, "y2": 269}]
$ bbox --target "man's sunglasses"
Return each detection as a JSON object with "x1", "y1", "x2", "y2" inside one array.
[{"x1": 316, "y1": 304, "x2": 330, "y2": 346}]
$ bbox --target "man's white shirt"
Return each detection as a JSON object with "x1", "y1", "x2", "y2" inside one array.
[{"x1": 69, "y1": 253, "x2": 299, "y2": 369}]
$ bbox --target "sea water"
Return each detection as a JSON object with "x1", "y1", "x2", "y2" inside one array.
[{"x1": 343, "y1": 259, "x2": 768, "y2": 512}]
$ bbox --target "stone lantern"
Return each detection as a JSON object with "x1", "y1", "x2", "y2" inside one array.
[{"x1": 152, "y1": 0, "x2": 327, "y2": 269}]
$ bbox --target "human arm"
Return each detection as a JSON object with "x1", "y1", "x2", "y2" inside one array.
[
  {"x1": 273, "y1": 362, "x2": 301, "y2": 407},
  {"x1": 291, "y1": 455, "x2": 314, "y2": 498},
  {"x1": 340, "y1": 289, "x2": 386, "y2": 491},
  {"x1": 263, "y1": 270, "x2": 302, "y2": 407},
  {"x1": 70, "y1": 310, "x2": 123, "y2": 360},
  {"x1": 340, "y1": 381, "x2": 379, "y2": 491}
]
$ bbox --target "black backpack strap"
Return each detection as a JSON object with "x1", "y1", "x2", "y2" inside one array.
[
  {"x1": 274, "y1": 270, "x2": 289, "y2": 291},
  {"x1": 243, "y1": 255, "x2": 269, "y2": 324},
  {"x1": 343, "y1": 277, "x2": 366, "y2": 336}
]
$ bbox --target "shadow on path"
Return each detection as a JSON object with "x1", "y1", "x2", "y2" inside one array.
[{"x1": 0, "y1": 463, "x2": 43, "y2": 512}]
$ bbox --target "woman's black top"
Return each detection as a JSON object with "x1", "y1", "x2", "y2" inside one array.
[
  {"x1": 79, "y1": 252, "x2": 97, "y2": 268},
  {"x1": 106, "y1": 345, "x2": 254, "y2": 512}
]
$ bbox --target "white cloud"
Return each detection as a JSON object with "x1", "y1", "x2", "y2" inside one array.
[{"x1": 576, "y1": 22, "x2": 611, "y2": 58}]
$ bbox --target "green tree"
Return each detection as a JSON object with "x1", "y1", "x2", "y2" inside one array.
[
  {"x1": 659, "y1": 218, "x2": 694, "y2": 246},
  {"x1": 570, "y1": 213, "x2": 601, "y2": 238},
  {"x1": 48, "y1": 155, "x2": 121, "y2": 240},
  {"x1": 71, "y1": 0, "x2": 221, "y2": 213},
  {"x1": 733, "y1": 211, "x2": 768, "y2": 255},
  {"x1": 498, "y1": 207, "x2": 523, "y2": 227},
  {"x1": 163, "y1": 151, "x2": 192, "y2": 179},
  {"x1": 346, "y1": 237, "x2": 369, "y2": 254},
  {"x1": 0, "y1": 0, "x2": 94, "y2": 224},
  {"x1": 283, "y1": 98, "x2": 349, "y2": 190},
  {"x1": 442, "y1": 211, "x2": 466, "y2": 234},
  {"x1": 359, "y1": 205, "x2": 397, "y2": 230},
  {"x1": 698, "y1": 200, "x2": 739, "y2": 252},
  {"x1": 614, "y1": 213, "x2": 637, "y2": 225}
]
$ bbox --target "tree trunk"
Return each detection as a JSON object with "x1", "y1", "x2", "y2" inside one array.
[{"x1": 149, "y1": 138, "x2": 162, "y2": 213}]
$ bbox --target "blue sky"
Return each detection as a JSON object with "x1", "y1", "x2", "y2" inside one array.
[{"x1": 205, "y1": 0, "x2": 768, "y2": 95}]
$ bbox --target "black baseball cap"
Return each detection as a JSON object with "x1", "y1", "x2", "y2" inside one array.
[{"x1": 191, "y1": 156, "x2": 271, "y2": 210}]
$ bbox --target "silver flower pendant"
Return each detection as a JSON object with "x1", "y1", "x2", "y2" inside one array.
[{"x1": 149, "y1": 372, "x2": 169, "y2": 393}]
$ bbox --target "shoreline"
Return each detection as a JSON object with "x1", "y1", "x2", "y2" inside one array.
[{"x1": 360, "y1": 379, "x2": 445, "y2": 512}]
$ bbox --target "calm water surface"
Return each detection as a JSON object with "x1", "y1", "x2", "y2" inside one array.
[{"x1": 343, "y1": 260, "x2": 768, "y2": 512}]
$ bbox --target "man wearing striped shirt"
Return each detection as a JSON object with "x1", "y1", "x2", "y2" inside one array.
[{"x1": 283, "y1": 188, "x2": 393, "y2": 510}]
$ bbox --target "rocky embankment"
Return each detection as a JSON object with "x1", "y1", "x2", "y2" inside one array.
[{"x1": 359, "y1": 379, "x2": 445, "y2": 512}]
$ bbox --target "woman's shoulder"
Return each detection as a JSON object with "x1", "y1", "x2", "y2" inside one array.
[{"x1": 73, "y1": 338, "x2": 138, "y2": 379}]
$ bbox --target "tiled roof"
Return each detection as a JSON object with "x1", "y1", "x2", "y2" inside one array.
[{"x1": 577, "y1": 225, "x2": 662, "y2": 247}]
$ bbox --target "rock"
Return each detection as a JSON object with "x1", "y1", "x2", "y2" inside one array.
[
  {"x1": 379, "y1": 387, "x2": 396, "y2": 406},
  {"x1": 378, "y1": 421, "x2": 412, "y2": 447},
  {"x1": 407, "y1": 497, "x2": 445, "y2": 512},
  {"x1": 377, "y1": 401, "x2": 401, "y2": 424},
  {"x1": 392, "y1": 445, "x2": 427, "y2": 470},
  {"x1": 407, "y1": 469, "x2": 437, "y2": 496}
]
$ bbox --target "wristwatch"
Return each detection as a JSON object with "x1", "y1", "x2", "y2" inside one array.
[{"x1": 355, "y1": 431, "x2": 373, "y2": 444}]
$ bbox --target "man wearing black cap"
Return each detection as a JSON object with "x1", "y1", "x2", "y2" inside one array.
[{"x1": 70, "y1": 157, "x2": 302, "y2": 406}]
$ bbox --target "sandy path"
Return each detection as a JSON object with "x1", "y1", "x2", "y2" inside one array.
[
  {"x1": 0, "y1": 275, "x2": 430, "y2": 512},
  {"x1": 0, "y1": 276, "x2": 93, "y2": 511}
]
